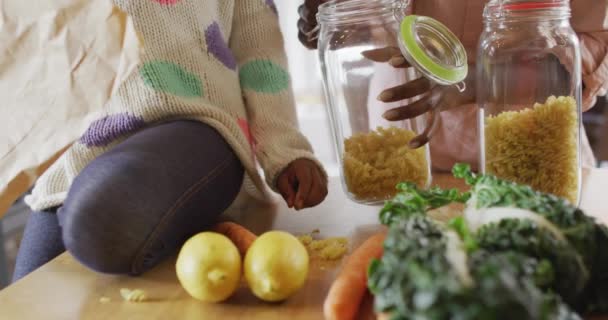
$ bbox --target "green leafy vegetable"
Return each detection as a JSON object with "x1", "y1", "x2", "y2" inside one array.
[
  {"x1": 456, "y1": 164, "x2": 608, "y2": 313},
  {"x1": 368, "y1": 215, "x2": 474, "y2": 319},
  {"x1": 467, "y1": 251, "x2": 581, "y2": 320},
  {"x1": 475, "y1": 219, "x2": 588, "y2": 304},
  {"x1": 368, "y1": 215, "x2": 580, "y2": 320},
  {"x1": 379, "y1": 182, "x2": 469, "y2": 225},
  {"x1": 447, "y1": 217, "x2": 478, "y2": 252},
  {"x1": 369, "y1": 163, "x2": 608, "y2": 318}
]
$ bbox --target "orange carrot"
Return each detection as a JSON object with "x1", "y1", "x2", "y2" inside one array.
[
  {"x1": 324, "y1": 232, "x2": 387, "y2": 320},
  {"x1": 212, "y1": 221, "x2": 257, "y2": 256}
]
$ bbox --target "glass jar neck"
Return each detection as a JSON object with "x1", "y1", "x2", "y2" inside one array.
[
  {"x1": 483, "y1": 0, "x2": 571, "y2": 24},
  {"x1": 318, "y1": 0, "x2": 409, "y2": 27},
  {"x1": 484, "y1": 17, "x2": 571, "y2": 30}
]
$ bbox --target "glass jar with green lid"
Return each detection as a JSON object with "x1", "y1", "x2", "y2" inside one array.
[{"x1": 316, "y1": 0, "x2": 468, "y2": 204}]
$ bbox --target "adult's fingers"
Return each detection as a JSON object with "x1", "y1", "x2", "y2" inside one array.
[
  {"x1": 361, "y1": 47, "x2": 401, "y2": 62},
  {"x1": 298, "y1": 2, "x2": 318, "y2": 23},
  {"x1": 382, "y1": 95, "x2": 433, "y2": 121},
  {"x1": 389, "y1": 55, "x2": 410, "y2": 68},
  {"x1": 377, "y1": 77, "x2": 432, "y2": 103},
  {"x1": 298, "y1": 1, "x2": 325, "y2": 49},
  {"x1": 298, "y1": 28, "x2": 318, "y2": 49},
  {"x1": 409, "y1": 109, "x2": 441, "y2": 149},
  {"x1": 298, "y1": 17, "x2": 316, "y2": 34}
]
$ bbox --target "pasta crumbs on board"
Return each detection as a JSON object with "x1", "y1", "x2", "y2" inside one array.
[
  {"x1": 343, "y1": 127, "x2": 429, "y2": 201},
  {"x1": 297, "y1": 231, "x2": 349, "y2": 262},
  {"x1": 120, "y1": 288, "x2": 148, "y2": 302},
  {"x1": 485, "y1": 96, "x2": 579, "y2": 203}
]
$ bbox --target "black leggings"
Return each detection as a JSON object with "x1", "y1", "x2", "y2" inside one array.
[{"x1": 13, "y1": 121, "x2": 244, "y2": 281}]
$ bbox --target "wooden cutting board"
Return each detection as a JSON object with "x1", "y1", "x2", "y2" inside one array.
[{"x1": 0, "y1": 172, "x2": 606, "y2": 320}]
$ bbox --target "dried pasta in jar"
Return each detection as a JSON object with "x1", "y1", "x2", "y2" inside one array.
[
  {"x1": 485, "y1": 96, "x2": 579, "y2": 203},
  {"x1": 343, "y1": 127, "x2": 430, "y2": 202}
]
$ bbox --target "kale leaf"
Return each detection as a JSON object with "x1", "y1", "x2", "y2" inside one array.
[
  {"x1": 368, "y1": 214, "x2": 580, "y2": 320},
  {"x1": 370, "y1": 163, "x2": 608, "y2": 317},
  {"x1": 455, "y1": 163, "x2": 608, "y2": 313},
  {"x1": 379, "y1": 182, "x2": 469, "y2": 225},
  {"x1": 475, "y1": 219, "x2": 588, "y2": 305}
]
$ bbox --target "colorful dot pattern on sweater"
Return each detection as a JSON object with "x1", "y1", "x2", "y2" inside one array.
[
  {"x1": 25, "y1": 0, "x2": 323, "y2": 213},
  {"x1": 80, "y1": 113, "x2": 146, "y2": 147},
  {"x1": 265, "y1": 0, "x2": 278, "y2": 14},
  {"x1": 239, "y1": 60, "x2": 289, "y2": 94},
  {"x1": 140, "y1": 61, "x2": 203, "y2": 97},
  {"x1": 205, "y1": 22, "x2": 237, "y2": 70},
  {"x1": 237, "y1": 118, "x2": 254, "y2": 147}
]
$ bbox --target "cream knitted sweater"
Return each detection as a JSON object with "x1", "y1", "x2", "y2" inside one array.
[{"x1": 25, "y1": 0, "x2": 322, "y2": 211}]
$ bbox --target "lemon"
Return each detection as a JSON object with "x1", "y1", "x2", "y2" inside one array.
[
  {"x1": 175, "y1": 232, "x2": 241, "y2": 302},
  {"x1": 244, "y1": 231, "x2": 309, "y2": 302}
]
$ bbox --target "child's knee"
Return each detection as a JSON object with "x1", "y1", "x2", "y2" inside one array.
[
  {"x1": 59, "y1": 179, "x2": 141, "y2": 274},
  {"x1": 59, "y1": 203, "x2": 135, "y2": 275}
]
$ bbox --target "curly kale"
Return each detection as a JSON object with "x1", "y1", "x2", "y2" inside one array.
[
  {"x1": 454, "y1": 164, "x2": 608, "y2": 313},
  {"x1": 453, "y1": 164, "x2": 597, "y2": 257},
  {"x1": 467, "y1": 251, "x2": 581, "y2": 320},
  {"x1": 475, "y1": 219, "x2": 588, "y2": 305},
  {"x1": 454, "y1": 164, "x2": 596, "y2": 253},
  {"x1": 368, "y1": 215, "x2": 580, "y2": 320},
  {"x1": 370, "y1": 163, "x2": 608, "y2": 317},
  {"x1": 581, "y1": 223, "x2": 608, "y2": 313},
  {"x1": 379, "y1": 182, "x2": 469, "y2": 225},
  {"x1": 368, "y1": 215, "x2": 478, "y2": 320}
]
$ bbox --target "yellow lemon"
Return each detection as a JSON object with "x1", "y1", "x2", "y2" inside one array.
[
  {"x1": 244, "y1": 231, "x2": 309, "y2": 302},
  {"x1": 175, "y1": 232, "x2": 241, "y2": 302}
]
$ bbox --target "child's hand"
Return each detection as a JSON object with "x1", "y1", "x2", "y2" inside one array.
[{"x1": 277, "y1": 159, "x2": 328, "y2": 210}]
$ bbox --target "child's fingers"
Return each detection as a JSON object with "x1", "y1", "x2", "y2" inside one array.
[
  {"x1": 305, "y1": 168, "x2": 328, "y2": 207},
  {"x1": 278, "y1": 173, "x2": 295, "y2": 208},
  {"x1": 288, "y1": 171, "x2": 299, "y2": 206},
  {"x1": 294, "y1": 167, "x2": 313, "y2": 210}
]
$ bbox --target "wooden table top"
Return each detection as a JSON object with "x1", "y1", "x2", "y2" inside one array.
[{"x1": 0, "y1": 170, "x2": 607, "y2": 320}]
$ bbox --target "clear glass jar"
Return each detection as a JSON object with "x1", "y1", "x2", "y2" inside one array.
[
  {"x1": 477, "y1": 0, "x2": 582, "y2": 204},
  {"x1": 317, "y1": 0, "x2": 467, "y2": 204}
]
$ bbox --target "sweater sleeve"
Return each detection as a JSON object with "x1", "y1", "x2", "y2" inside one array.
[
  {"x1": 229, "y1": 0, "x2": 326, "y2": 191},
  {"x1": 571, "y1": 0, "x2": 608, "y2": 110}
]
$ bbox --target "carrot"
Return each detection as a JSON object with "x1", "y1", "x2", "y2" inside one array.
[
  {"x1": 212, "y1": 221, "x2": 257, "y2": 256},
  {"x1": 324, "y1": 232, "x2": 387, "y2": 320}
]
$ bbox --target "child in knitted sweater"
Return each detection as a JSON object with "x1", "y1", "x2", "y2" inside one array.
[{"x1": 12, "y1": 0, "x2": 328, "y2": 281}]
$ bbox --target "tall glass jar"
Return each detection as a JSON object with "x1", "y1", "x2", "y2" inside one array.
[
  {"x1": 477, "y1": 0, "x2": 582, "y2": 204},
  {"x1": 317, "y1": 0, "x2": 468, "y2": 204}
]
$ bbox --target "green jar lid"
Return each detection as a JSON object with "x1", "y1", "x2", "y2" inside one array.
[{"x1": 399, "y1": 15, "x2": 468, "y2": 85}]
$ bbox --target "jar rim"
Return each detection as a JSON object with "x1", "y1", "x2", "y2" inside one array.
[
  {"x1": 484, "y1": 0, "x2": 571, "y2": 21},
  {"x1": 318, "y1": 0, "x2": 410, "y2": 25},
  {"x1": 399, "y1": 15, "x2": 468, "y2": 85}
]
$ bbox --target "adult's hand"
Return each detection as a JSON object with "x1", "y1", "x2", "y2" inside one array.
[
  {"x1": 297, "y1": 0, "x2": 328, "y2": 49},
  {"x1": 362, "y1": 47, "x2": 476, "y2": 148}
]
